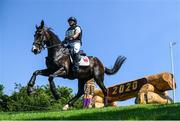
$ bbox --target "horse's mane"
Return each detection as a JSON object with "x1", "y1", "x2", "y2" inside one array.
[{"x1": 46, "y1": 28, "x2": 61, "y2": 43}]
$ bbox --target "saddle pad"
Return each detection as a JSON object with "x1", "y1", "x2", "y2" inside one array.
[{"x1": 79, "y1": 56, "x2": 90, "y2": 66}]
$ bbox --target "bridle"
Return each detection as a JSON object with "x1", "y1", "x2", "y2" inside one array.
[
  {"x1": 33, "y1": 28, "x2": 47, "y2": 50},
  {"x1": 33, "y1": 27, "x2": 61, "y2": 50}
]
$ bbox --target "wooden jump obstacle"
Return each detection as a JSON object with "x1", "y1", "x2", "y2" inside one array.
[{"x1": 83, "y1": 72, "x2": 176, "y2": 108}]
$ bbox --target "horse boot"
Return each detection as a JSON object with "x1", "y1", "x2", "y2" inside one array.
[{"x1": 72, "y1": 52, "x2": 80, "y2": 72}]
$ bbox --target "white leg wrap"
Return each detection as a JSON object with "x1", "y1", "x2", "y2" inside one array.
[{"x1": 63, "y1": 104, "x2": 69, "y2": 111}]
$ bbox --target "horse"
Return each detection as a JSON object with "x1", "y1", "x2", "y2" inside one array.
[{"x1": 27, "y1": 20, "x2": 126, "y2": 110}]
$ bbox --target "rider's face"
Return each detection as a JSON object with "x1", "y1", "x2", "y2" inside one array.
[{"x1": 68, "y1": 20, "x2": 75, "y2": 26}]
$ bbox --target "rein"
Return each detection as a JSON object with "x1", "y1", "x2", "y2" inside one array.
[
  {"x1": 41, "y1": 28, "x2": 63, "y2": 49},
  {"x1": 44, "y1": 43, "x2": 62, "y2": 49}
]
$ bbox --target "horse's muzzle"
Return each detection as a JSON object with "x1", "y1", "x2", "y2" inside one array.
[{"x1": 32, "y1": 45, "x2": 40, "y2": 54}]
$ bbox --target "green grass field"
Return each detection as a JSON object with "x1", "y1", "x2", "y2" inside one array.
[{"x1": 0, "y1": 103, "x2": 180, "y2": 120}]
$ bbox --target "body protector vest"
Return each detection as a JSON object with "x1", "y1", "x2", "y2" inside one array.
[{"x1": 65, "y1": 25, "x2": 82, "y2": 44}]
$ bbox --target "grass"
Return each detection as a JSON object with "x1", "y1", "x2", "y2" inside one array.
[{"x1": 0, "y1": 103, "x2": 180, "y2": 120}]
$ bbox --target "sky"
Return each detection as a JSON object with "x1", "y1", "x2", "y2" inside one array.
[{"x1": 0, "y1": 0, "x2": 179, "y2": 106}]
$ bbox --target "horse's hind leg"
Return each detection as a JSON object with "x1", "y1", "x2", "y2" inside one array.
[
  {"x1": 94, "y1": 75, "x2": 108, "y2": 107},
  {"x1": 63, "y1": 79, "x2": 85, "y2": 110},
  {"x1": 92, "y1": 57, "x2": 108, "y2": 107},
  {"x1": 27, "y1": 69, "x2": 50, "y2": 95}
]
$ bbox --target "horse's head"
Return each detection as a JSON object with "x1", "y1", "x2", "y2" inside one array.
[{"x1": 32, "y1": 20, "x2": 48, "y2": 54}]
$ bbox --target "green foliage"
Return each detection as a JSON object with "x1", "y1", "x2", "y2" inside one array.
[
  {"x1": 0, "y1": 103, "x2": 180, "y2": 120},
  {"x1": 0, "y1": 83, "x2": 83, "y2": 112},
  {"x1": 0, "y1": 95, "x2": 9, "y2": 112},
  {"x1": 55, "y1": 86, "x2": 83, "y2": 109},
  {"x1": 7, "y1": 85, "x2": 51, "y2": 111},
  {"x1": 0, "y1": 84, "x2": 9, "y2": 112},
  {"x1": 0, "y1": 84, "x2": 4, "y2": 97}
]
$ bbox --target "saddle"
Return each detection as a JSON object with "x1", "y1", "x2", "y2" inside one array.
[
  {"x1": 79, "y1": 50, "x2": 86, "y2": 56},
  {"x1": 70, "y1": 50, "x2": 90, "y2": 66},
  {"x1": 54, "y1": 46, "x2": 90, "y2": 66}
]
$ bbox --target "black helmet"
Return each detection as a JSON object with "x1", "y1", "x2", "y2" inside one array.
[{"x1": 68, "y1": 17, "x2": 77, "y2": 24}]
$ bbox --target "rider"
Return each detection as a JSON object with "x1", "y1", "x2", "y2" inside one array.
[{"x1": 62, "y1": 17, "x2": 82, "y2": 72}]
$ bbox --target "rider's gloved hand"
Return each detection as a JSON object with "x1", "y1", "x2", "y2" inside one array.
[
  {"x1": 62, "y1": 40, "x2": 67, "y2": 45},
  {"x1": 69, "y1": 37, "x2": 74, "y2": 40}
]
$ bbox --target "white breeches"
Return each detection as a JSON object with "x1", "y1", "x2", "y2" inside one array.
[{"x1": 69, "y1": 42, "x2": 81, "y2": 53}]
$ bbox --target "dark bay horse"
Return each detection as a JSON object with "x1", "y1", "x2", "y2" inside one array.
[{"x1": 27, "y1": 20, "x2": 126, "y2": 110}]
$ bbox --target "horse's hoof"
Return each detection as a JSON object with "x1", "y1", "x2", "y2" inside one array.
[{"x1": 63, "y1": 104, "x2": 69, "y2": 111}]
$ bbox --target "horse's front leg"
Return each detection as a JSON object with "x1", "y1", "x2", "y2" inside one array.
[
  {"x1": 48, "y1": 67, "x2": 66, "y2": 100},
  {"x1": 27, "y1": 69, "x2": 50, "y2": 95}
]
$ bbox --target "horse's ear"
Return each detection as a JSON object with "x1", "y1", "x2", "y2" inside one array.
[{"x1": 40, "y1": 20, "x2": 44, "y2": 28}]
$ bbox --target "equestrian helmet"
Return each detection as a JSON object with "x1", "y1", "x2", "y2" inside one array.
[{"x1": 68, "y1": 17, "x2": 77, "y2": 24}]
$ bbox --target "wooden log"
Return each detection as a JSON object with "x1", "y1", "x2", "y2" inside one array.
[
  {"x1": 93, "y1": 102, "x2": 104, "y2": 108},
  {"x1": 138, "y1": 84, "x2": 165, "y2": 95},
  {"x1": 135, "y1": 84, "x2": 172, "y2": 104},
  {"x1": 161, "y1": 91, "x2": 169, "y2": 97},
  {"x1": 145, "y1": 72, "x2": 176, "y2": 91},
  {"x1": 135, "y1": 84, "x2": 159, "y2": 104},
  {"x1": 94, "y1": 72, "x2": 175, "y2": 103},
  {"x1": 92, "y1": 95, "x2": 118, "y2": 108},
  {"x1": 135, "y1": 84, "x2": 173, "y2": 104},
  {"x1": 93, "y1": 95, "x2": 104, "y2": 103},
  {"x1": 135, "y1": 92, "x2": 173, "y2": 104},
  {"x1": 139, "y1": 84, "x2": 168, "y2": 96},
  {"x1": 94, "y1": 78, "x2": 147, "y2": 102},
  {"x1": 135, "y1": 92, "x2": 147, "y2": 104},
  {"x1": 138, "y1": 83, "x2": 156, "y2": 93},
  {"x1": 110, "y1": 102, "x2": 118, "y2": 107}
]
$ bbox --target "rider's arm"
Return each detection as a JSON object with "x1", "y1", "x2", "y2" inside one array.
[{"x1": 71, "y1": 27, "x2": 81, "y2": 40}]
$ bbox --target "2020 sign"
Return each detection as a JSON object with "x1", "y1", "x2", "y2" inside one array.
[
  {"x1": 111, "y1": 81, "x2": 138, "y2": 95},
  {"x1": 108, "y1": 78, "x2": 147, "y2": 97}
]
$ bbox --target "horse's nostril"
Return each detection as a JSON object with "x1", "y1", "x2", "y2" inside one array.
[{"x1": 33, "y1": 49, "x2": 38, "y2": 54}]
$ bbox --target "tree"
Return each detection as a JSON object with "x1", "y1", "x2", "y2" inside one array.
[
  {"x1": 0, "y1": 84, "x2": 9, "y2": 111},
  {"x1": 7, "y1": 84, "x2": 52, "y2": 111},
  {"x1": 0, "y1": 84, "x2": 4, "y2": 97},
  {"x1": 5, "y1": 83, "x2": 83, "y2": 111}
]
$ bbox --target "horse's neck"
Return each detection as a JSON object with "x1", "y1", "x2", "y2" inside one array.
[
  {"x1": 47, "y1": 44, "x2": 70, "y2": 64},
  {"x1": 46, "y1": 30, "x2": 62, "y2": 58},
  {"x1": 47, "y1": 46, "x2": 60, "y2": 58}
]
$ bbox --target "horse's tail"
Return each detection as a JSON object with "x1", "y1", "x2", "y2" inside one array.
[{"x1": 105, "y1": 56, "x2": 126, "y2": 75}]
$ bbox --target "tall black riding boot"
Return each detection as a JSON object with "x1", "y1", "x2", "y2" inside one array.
[{"x1": 72, "y1": 53, "x2": 80, "y2": 72}]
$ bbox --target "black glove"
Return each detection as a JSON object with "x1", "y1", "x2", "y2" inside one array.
[
  {"x1": 62, "y1": 40, "x2": 67, "y2": 45},
  {"x1": 65, "y1": 36, "x2": 70, "y2": 40}
]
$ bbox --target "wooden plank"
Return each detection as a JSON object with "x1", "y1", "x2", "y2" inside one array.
[{"x1": 94, "y1": 72, "x2": 175, "y2": 102}]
